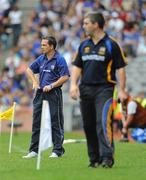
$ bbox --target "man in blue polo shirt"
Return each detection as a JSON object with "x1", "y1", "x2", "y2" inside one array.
[{"x1": 23, "y1": 36, "x2": 70, "y2": 158}]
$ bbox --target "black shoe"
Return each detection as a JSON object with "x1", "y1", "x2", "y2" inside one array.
[
  {"x1": 59, "y1": 148, "x2": 65, "y2": 157},
  {"x1": 101, "y1": 158, "x2": 114, "y2": 168},
  {"x1": 53, "y1": 147, "x2": 65, "y2": 157},
  {"x1": 88, "y1": 162, "x2": 100, "y2": 168}
]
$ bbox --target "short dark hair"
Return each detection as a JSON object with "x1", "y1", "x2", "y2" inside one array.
[
  {"x1": 84, "y1": 12, "x2": 105, "y2": 29},
  {"x1": 42, "y1": 36, "x2": 57, "y2": 49}
]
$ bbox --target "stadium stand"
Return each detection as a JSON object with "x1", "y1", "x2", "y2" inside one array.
[{"x1": 1, "y1": 0, "x2": 146, "y2": 131}]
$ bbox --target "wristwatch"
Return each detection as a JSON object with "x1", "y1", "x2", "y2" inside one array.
[{"x1": 49, "y1": 84, "x2": 53, "y2": 89}]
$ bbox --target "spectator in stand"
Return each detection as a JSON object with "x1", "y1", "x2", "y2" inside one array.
[
  {"x1": 141, "y1": 1, "x2": 146, "y2": 20},
  {"x1": 93, "y1": 0, "x2": 106, "y2": 11},
  {"x1": 1, "y1": 0, "x2": 146, "y2": 109},
  {"x1": 9, "y1": 5, "x2": 22, "y2": 46},
  {"x1": 108, "y1": 11, "x2": 124, "y2": 32},
  {"x1": 123, "y1": 20, "x2": 140, "y2": 57},
  {"x1": 0, "y1": 0, "x2": 10, "y2": 14},
  {"x1": 137, "y1": 21, "x2": 146, "y2": 55}
]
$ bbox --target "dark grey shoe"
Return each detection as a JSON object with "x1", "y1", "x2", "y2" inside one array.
[
  {"x1": 101, "y1": 158, "x2": 114, "y2": 168},
  {"x1": 88, "y1": 162, "x2": 100, "y2": 168}
]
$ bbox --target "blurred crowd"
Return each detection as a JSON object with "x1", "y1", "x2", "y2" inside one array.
[{"x1": 1, "y1": 0, "x2": 146, "y2": 106}]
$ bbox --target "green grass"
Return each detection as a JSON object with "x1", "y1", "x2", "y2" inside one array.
[{"x1": 0, "y1": 132, "x2": 146, "y2": 180}]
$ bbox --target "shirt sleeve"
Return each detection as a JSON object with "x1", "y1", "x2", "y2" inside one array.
[
  {"x1": 112, "y1": 41, "x2": 127, "y2": 69},
  {"x1": 127, "y1": 101, "x2": 137, "y2": 115},
  {"x1": 29, "y1": 57, "x2": 40, "y2": 74},
  {"x1": 57, "y1": 56, "x2": 70, "y2": 77},
  {"x1": 72, "y1": 45, "x2": 83, "y2": 68}
]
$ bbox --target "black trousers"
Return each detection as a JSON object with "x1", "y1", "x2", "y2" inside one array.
[
  {"x1": 29, "y1": 88, "x2": 64, "y2": 156},
  {"x1": 79, "y1": 84, "x2": 114, "y2": 163}
]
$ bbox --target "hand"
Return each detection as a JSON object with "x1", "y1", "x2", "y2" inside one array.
[
  {"x1": 122, "y1": 127, "x2": 128, "y2": 135},
  {"x1": 32, "y1": 81, "x2": 40, "y2": 90},
  {"x1": 69, "y1": 84, "x2": 80, "y2": 100},
  {"x1": 43, "y1": 85, "x2": 52, "y2": 92},
  {"x1": 118, "y1": 90, "x2": 128, "y2": 103}
]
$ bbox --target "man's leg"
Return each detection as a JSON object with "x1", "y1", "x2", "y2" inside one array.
[
  {"x1": 95, "y1": 87, "x2": 114, "y2": 167},
  {"x1": 80, "y1": 99, "x2": 100, "y2": 166},
  {"x1": 49, "y1": 89, "x2": 64, "y2": 156},
  {"x1": 29, "y1": 92, "x2": 42, "y2": 153}
]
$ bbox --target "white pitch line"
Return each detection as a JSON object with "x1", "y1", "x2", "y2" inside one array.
[{"x1": 63, "y1": 139, "x2": 86, "y2": 144}]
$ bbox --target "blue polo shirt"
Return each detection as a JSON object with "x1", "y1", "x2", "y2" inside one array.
[{"x1": 29, "y1": 51, "x2": 70, "y2": 89}]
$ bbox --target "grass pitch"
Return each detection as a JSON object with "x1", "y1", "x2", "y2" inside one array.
[{"x1": 0, "y1": 132, "x2": 146, "y2": 180}]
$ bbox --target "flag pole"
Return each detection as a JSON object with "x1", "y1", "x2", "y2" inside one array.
[
  {"x1": 36, "y1": 100, "x2": 52, "y2": 170},
  {"x1": 36, "y1": 100, "x2": 46, "y2": 170},
  {"x1": 9, "y1": 102, "x2": 16, "y2": 153},
  {"x1": 36, "y1": 146, "x2": 41, "y2": 170}
]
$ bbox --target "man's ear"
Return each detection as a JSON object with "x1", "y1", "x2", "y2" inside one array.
[
  {"x1": 51, "y1": 45, "x2": 53, "y2": 50},
  {"x1": 95, "y1": 22, "x2": 99, "y2": 29}
]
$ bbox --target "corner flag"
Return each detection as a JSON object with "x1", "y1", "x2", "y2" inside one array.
[
  {"x1": 0, "y1": 106, "x2": 14, "y2": 120},
  {"x1": 0, "y1": 102, "x2": 16, "y2": 153},
  {"x1": 37, "y1": 100, "x2": 52, "y2": 170}
]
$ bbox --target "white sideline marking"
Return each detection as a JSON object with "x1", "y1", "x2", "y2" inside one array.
[{"x1": 63, "y1": 139, "x2": 86, "y2": 144}]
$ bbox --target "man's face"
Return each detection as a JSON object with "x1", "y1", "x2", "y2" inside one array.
[
  {"x1": 83, "y1": 17, "x2": 98, "y2": 36},
  {"x1": 41, "y1": 39, "x2": 52, "y2": 54}
]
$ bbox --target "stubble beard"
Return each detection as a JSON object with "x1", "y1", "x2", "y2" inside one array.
[{"x1": 84, "y1": 30, "x2": 94, "y2": 38}]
